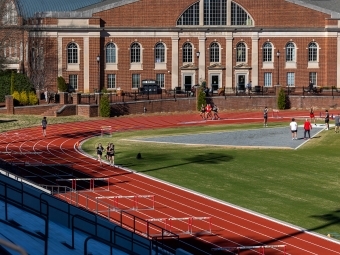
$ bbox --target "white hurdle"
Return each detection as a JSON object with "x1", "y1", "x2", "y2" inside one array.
[
  {"x1": 96, "y1": 195, "x2": 155, "y2": 210},
  {"x1": 101, "y1": 126, "x2": 112, "y2": 137},
  {"x1": 56, "y1": 177, "x2": 110, "y2": 191},
  {"x1": 211, "y1": 244, "x2": 287, "y2": 255},
  {"x1": 146, "y1": 216, "x2": 212, "y2": 235},
  {"x1": 272, "y1": 109, "x2": 280, "y2": 118}
]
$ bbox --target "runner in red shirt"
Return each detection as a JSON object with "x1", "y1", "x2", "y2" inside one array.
[
  {"x1": 304, "y1": 118, "x2": 312, "y2": 139},
  {"x1": 205, "y1": 103, "x2": 212, "y2": 120}
]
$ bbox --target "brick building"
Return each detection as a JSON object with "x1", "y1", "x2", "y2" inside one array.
[{"x1": 3, "y1": 0, "x2": 340, "y2": 93}]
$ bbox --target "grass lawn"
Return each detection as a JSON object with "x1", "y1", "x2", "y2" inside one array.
[{"x1": 82, "y1": 122, "x2": 340, "y2": 238}]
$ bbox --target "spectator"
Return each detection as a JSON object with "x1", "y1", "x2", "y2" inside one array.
[
  {"x1": 303, "y1": 118, "x2": 312, "y2": 139},
  {"x1": 335, "y1": 113, "x2": 340, "y2": 133},
  {"x1": 246, "y1": 81, "x2": 252, "y2": 95},
  {"x1": 308, "y1": 80, "x2": 314, "y2": 93},
  {"x1": 325, "y1": 110, "x2": 330, "y2": 130},
  {"x1": 290, "y1": 118, "x2": 298, "y2": 140},
  {"x1": 263, "y1": 106, "x2": 268, "y2": 127}
]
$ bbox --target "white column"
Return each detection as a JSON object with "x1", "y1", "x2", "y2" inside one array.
[
  {"x1": 198, "y1": 36, "x2": 206, "y2": 82},
  {"x1": 57, "y1": 36, "x2": 63, "y2": 77},
  {"x1": 225, "y1": 33, "x2": 233, "y2": 88},
  {"x1": 251, "y1": 33, "x2": 259, "y2": 86},
  {"x1": 337, "y1": 34, "x2": 340, "y2": 88},
  {"x1": 83, "y1": 37, "x2": 90, "y2": 93},
  {"x1": 171, "y1": 36, "x2": 179, "y2": 89}
]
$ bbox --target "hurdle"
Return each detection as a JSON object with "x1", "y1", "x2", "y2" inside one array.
[
  {"x1": 146, "y1": 216, "x2": 212, "y2": 235},
  {"x1": 211, "y1": 245, "x2": 287, "y2": 255},
  {"x1": 101, "y1": 126, "x2": 112, "y2": 137},
  {"x1": 96, "y1": 195, "x2": 155, "y2": 210},
  {"x1": 56, "y1": 177, "x2": 110, "y2": 191},
  {"x1": 272, "y1": 109, "x2": 280, "y2": 118}
]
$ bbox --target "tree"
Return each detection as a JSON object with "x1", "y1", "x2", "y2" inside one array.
[
  {"x1": 277, "y1": 88, "x2": 286, "y2": 110},
  {"x1": 57, "y1": 76, "x2": 67, "y2": 92},
  {"x1": 0, "y1": 0, "x2": 24, "y2": 71},
  {"x1": 99, "y1": 94, "x2": 111, "y2": 117}
]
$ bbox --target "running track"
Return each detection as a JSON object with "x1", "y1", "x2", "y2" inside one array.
[{"x1": 0, "y1": 110, "x2": 339, "y2": 255}]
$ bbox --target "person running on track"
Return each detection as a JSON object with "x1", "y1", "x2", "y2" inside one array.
[
  {"x1": 199, "y1": 104, "x2": 206, "y2": 120},
  {"x1": 205, "y1": 103, "x2": 212, "y2": 120},
  {"x1": 42, "y1": 116, "x2": 47, "y2": 137},
  {"x1": 96, "y1": 143, "x2": 105, "y2": 166},
  {"x1": 212, "y1": 104, "x2": 220, "y2": 120}
]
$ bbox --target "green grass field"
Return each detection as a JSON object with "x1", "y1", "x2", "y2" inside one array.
[{"x1": 82, "y1": 122, "x2": 340, "y2": 238}]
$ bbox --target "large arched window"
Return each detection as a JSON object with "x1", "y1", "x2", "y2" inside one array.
[
  {"x1": 286, "y1": 42, "x2": 295, "y2": 62},
  {"x1": 182, "y1": 42, "x2": 193, "y2": 63},
  {"x1": 106, "y1": 43, "x2": 116, "y2": 63},
  {"x1": 263, "y1": 42, "x2": 272, "y2": 62},
  {"x1": 67, "y1": 43, "x2": 78, "y2": 64},
  {"x1": 231, "y1": 2, "x2": 253, "y2": 26},
  {"x1": 210, "y1": 42, "x2": 220, "y2": 63},
  {"x1": 155, "y1": 42, "x2": 165, "y2": 63},
  {"x1": 204, "y1": 0, "x2": 227, "y2": 25},
  {"x1": 177, "y1": 2, "x2": 199, "y2": 25},
  {"x1": 236, "y1": 42, "x2": 246, "y2": 62},
  {"x1": 130, "y1": 43, "x2": 141, "y2": 63},
  {"x1": 308, "y1": 42, "x2": 317, "y2": 62}
]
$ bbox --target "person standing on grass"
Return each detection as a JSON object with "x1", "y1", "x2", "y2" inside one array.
[
  {"x1": 263, "y1": 106, "x2": 268, "y2": 127},
  {"x1": 96, "y1": 143, "x2": 105, "y2": 166},
  {"x1": 41, "y1": 116, "x2": 47, "y2": 137},
  {"x1": 290, "y1": 118, "x2": 298, "y2": 140},
  {"x1": 110, "y1": 143, "x2": 115, "y2": 166},
  {"x1": 303, "y1": 118, "x2": 312, "y2": 139},
  {"x1": 325, "y1": 110, "x2": 330, "y2": 130},
  {"x1": 334, "y1": 113, "x2": 340, "y2": 133},
  {"x1": 309, "y1": 107, "x2": 316, "y2": 126}
]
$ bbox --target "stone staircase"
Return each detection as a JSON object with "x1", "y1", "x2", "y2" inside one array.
[{"x1": 41, "y1": 105, "x2": 60, "y2": 116}]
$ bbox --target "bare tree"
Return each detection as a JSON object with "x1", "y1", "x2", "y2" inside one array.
[{"x1": 0, "y1": 0, "x2": 24, "y2": 71}]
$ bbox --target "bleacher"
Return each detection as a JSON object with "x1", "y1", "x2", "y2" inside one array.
[{"x1": 0, "y1": 172, "x2": 153, "y2": 255}]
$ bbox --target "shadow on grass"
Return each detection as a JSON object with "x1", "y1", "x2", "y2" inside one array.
[
  {"x1": 126, "y1": 152, "x2": 234, "y2": 173},
  {"x1": 0, "y1": 119, "x2": 17, "y2": 123}
]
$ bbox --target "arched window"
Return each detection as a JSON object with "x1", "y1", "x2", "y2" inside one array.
[
  {"x1": 155, "y1": 42, "x2": 165, "y2": 63},
  {"x1": 177, "y1": 2, "x2": 199, "y2": 25},
  {"x1": 263, "y1": 42, "x2": 272, "y2": 62},
  {"x1": 236, "y1": 42, "x2": 246, "y2": 62},
  {"x1": 106, "y1": 43, "x2": 116, "y2": 63},
  {"x1": 286, "y1": 42, "x2": 295, "y2": 62},
  {"x1": 231, "y1": 2, "x2": 253, "y2": 26},
  {"x1": 204, "y1": 0, "x2": 227, "y2": 25},
  {"x1": 182, "y1": 42, "x2": 192, "y2": 63},
  {"x1": 308, "y1": 42, "x2": 317, "y2": 62},
  {"x1": 67, "y1": 43, "x2": 78, "y2": 64},
  {"x1": 210, "y1": 42, "x2": 220, "y2": 63},
  {"x1": 130, "y1": 43, "x2": 140, "y2": 63}
]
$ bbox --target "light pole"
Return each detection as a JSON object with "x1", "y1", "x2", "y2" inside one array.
[
  {"x1": 96, "y1": 54, "x2": 100, "y2": 92},
  {"x1": 276, "y1": 50, "x2": 280, "y2": 85}
]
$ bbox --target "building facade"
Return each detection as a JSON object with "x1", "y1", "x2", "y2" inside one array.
[{"x1": 3, "y1": 0, "x2": 340, "y2": 93}]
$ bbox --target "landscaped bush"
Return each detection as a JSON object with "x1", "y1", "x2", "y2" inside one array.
[
  {"x1": 19, "y1": 91, "x2": 28, "y2": 105},
  {"x1": 0, "y1": 71, "x2": 35, "y2": 102},
  {"x1": 12, "y1": 91, "x2": 20, "y2": 106},
  {"x1": 57, "y1": 76, "x2": 67, "y2": 92},
  {"x1": 99, "y1": 94, "x2": 111, "y2": 117},
  {"x1": 277, "y1": 88, "x2": 286, "y2": 110},
  {"x1": 28, "y1": 91, "x2": 39, "y2": 105},
  {"x1": 197, "y1": 88, "x2": 206, "y2": 111}
]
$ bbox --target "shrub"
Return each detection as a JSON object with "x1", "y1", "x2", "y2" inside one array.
[
  {"x1": 19, "y1": 91, "x2": 28, "y2": 105},
  {"x1": 12, "y1": 91, "x2": 20, "y2": 106},
  {"x1": 277, "y1": 88, "x2": 286, "y2": 110},
  {"x1": 197, "y1": 88, "x2": 206, "y2": 111},
  {"x1": 28, "y1": 91, "x2": 39, "y2": 105},
  {"x1": 99, "y1": 94, "x2": 111, "y2": 117},
  {"x1": 57, "y1": 76, "x2": 67, "y2": 92},
  {"x1": 0, "y1": 72, "x2": 34, "y2": 102}
]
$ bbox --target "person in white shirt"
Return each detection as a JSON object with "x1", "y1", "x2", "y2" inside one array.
[{"x1": 289, "y1": 118, "x2": 298, "y2": 140}]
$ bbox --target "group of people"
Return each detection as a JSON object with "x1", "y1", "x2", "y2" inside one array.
[
  {"x1": 289, "y1": 107, "x2": 340, "y2": 140},
  {"x1": 96, "y1": 142, "x2": 115, "y2": 166},
  {"x1": 199, "y1": 103, "x2": 220, "y2": 120}
]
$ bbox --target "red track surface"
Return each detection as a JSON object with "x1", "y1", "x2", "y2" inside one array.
[{"x1": 0, "y1": 110, "x2": 339, "y2": 255}]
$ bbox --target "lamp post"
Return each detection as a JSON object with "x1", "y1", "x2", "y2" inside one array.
[
  {"x1": 96, "y1": 54, "x2": 100, "y2": 92},
  {"x1": 276, "y1": 50, "x2": 280, "y2": 85},
  {"x1": 196, "y1": 51, "x2": 200, "y2": 58}
]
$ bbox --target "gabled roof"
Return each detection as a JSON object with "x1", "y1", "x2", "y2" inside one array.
[{"x1": 286, "y1": 0, "x2": 340, "y2": 18}]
